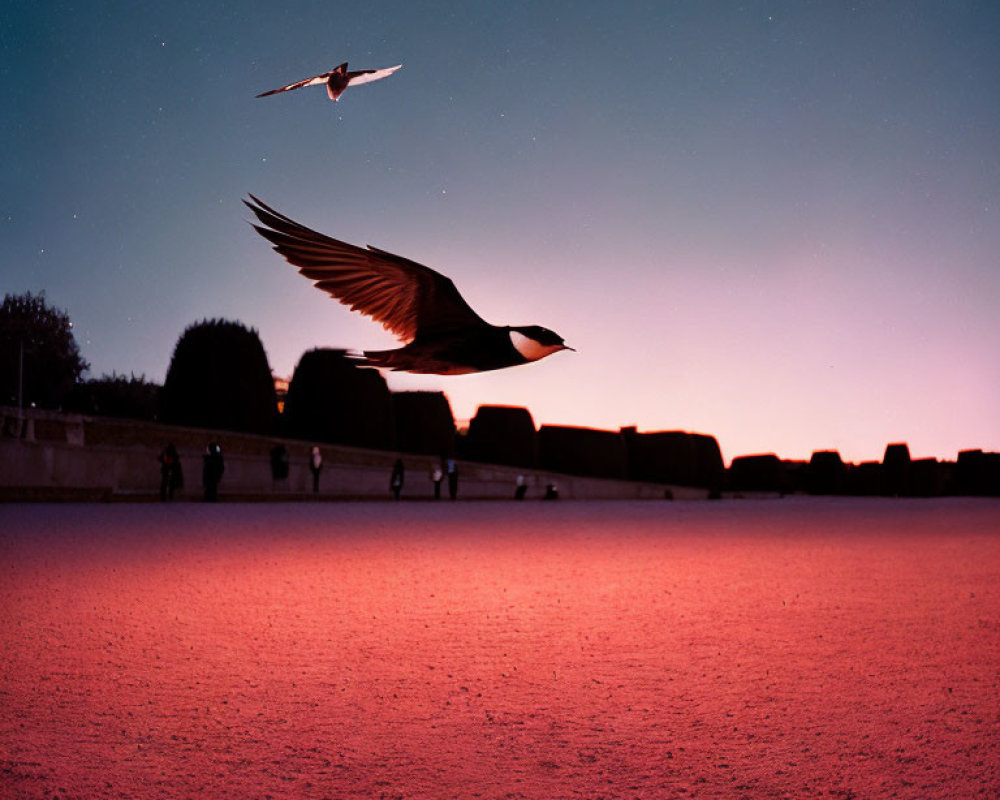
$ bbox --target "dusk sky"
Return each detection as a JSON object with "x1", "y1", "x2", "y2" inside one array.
[{"x1": 3, "y1": 1, "x2": 998, "y2": 465}]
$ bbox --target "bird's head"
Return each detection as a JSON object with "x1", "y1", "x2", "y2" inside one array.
[{"x1": 509, "y1": 325, "x2": 574, "y2": 362}]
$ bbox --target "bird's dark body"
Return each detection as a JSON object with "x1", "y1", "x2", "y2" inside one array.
[
  {"x1": 255, "y1": 61, "x2": 401, "y2": 102},
  {"x1": 324, "y1": 70, "x2": 351, "y2": 100},
  {"x1": 365, "y1": 326, "x2": 527, "y2": 374},
  {"x1": 244, "y1": 195, "x2": 571, "y2": 375}
]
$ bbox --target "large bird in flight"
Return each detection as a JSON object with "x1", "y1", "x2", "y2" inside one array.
[
  {"x1": 256, "y1": 61, "x2": 401, "y2": 102},
  {"x1": 245, "y1": 195, "x2": 573, "y2": 375}
]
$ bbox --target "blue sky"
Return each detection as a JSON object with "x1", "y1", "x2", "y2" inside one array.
[{"x1": 3, "y1": 1, "x2": 998, "y2": 463}]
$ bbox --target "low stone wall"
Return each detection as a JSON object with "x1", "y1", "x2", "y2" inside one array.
[{"x1": 0, "y1": 407, "x2": 705, "y2": 502}]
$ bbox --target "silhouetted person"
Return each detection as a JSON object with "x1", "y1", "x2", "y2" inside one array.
[
  {"x1": 515, "y1": 474, "x2": 527, "y2": 500},
  {"x1": 544, "y1": 482, "x2": 559, "y2": 500},
  {"x1": 158, "y1": 443, "x2": 182, "y2": 501},
  {"x1": 390, "y1": 458, "x2": 405, "y2": 500},
  {"x1": 270, "y1": 444, "x2": 289, "y2": 482},
  {"x1": 431, "y1": 466, "x2": 443, "y2": 500},
  {"x1": 203, "y1": 442, "x2": 224, "y2": 502},
  {"x1": 310, "y1": 446, "x2": 323, "y2": 493},
  {"x1": 446, "y1": 458, "x2": 459, "y2": 500}
]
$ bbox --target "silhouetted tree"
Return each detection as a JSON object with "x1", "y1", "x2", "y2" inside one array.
[
  {"x1": 538, "y1": 425, "x2": 628, "y2": 479},
  {"x1": 462, "y1": 405, "x2": 538, "y2": 468},
  {"x1": 282, "y1": 348, "x2": 394, "y2": 450},
  {"x1": 0, "y1": 291, "x2": 89, "y2": 409},
  {"x1": 393, "y1": 391, "x2": 455, "y2": 456},
  {"x1": 161, "y1": 319, "x2": 277, "y2": 434},
  {"x1": 66, "y1": 372, "x2": 161, "y2": 421}
]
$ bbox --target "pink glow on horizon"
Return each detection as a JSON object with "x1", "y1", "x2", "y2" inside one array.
[{"x1": 264, "y1": 231, "x2": 997, "y2": 467}]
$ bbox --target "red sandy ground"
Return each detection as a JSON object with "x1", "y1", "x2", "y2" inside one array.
[{"x1": 1, "y1": 499, "x2": 997, "y2": 799}]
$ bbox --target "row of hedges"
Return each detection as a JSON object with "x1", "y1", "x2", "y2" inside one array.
[
  {"x1": 461, "y1": 406, "x2": 726, "y2": 491},
  {"x1": 52, "y1": 317, "x2": 999, "y2": 495},
  {"x1": 728, "y1": 443, "x2": 999, "y2": 497}
]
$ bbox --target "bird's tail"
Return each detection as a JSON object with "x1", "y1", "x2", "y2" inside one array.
[
  {"x1": 355, "y1": 348, "x2": 419, "y2": 372},
  {"x1": 357, "y1": 348, "x2": 473, "y2": 375}
]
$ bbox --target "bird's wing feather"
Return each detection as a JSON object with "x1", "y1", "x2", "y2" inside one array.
[
  {"x1": 346, "y1": 65, "x2": 402, "y2": 86},
  {"x1": 255, "y1": 72, "x2": 332, "y2": 98},
  {"x1": 244, "y1": 195, "x2": 487, "y2": 343}
]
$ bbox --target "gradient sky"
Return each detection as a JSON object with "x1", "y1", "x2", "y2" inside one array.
[{"x1": 3, "y1": 1, "x2": 998, "y2": 465}]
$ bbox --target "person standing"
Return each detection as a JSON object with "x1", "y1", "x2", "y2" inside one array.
[
  {"x1": 203, "y1": 442, "x2": 224, "y2": 502},
  {"x1": 158, "y1": 443, "x2": 182, "y2": 501},
  {"x1": 431, "y1": 466, "x2": 443, "y2": 500},
  {"x1": 390, "y1": 458, "x2": 405, "y2": 500},
  {"x1": 270, "y1": 444, "x2": 289, "y2": 484},
  {"x1": 309, "y1": 446, "x2": 323, "y2": 493},
  {"x1": 446, "y1": 458, "x2": 459, "y2": 500}
]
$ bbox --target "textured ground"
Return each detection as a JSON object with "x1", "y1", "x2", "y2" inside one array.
[{"x1": 1, "y1": 498, "x2": 998, "y2": 799}]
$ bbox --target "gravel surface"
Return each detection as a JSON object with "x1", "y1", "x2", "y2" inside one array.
[{"x1": 2, "y1": 498, "x2": 998, "y2": 799}]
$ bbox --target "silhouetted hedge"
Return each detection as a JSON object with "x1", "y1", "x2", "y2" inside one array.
[
  {"x1": 909, "y1": 458, "x2": 948, "y2": 497},
  {"x1": 842, "y1": 462, "x2": 882, "y2": 496},
  {"x1": 956, "y1": 449, "x2": 1000, "y2": 496},
  {"x1": 692, "y1": 434, "x2": 725, "y2": 490},
  {"x1": 621, "y1": 428, "x2": 724, "y2": 490},
  {"x1": 806, "y1": 450, "x2": 846, "y2": 494},
  {"x1": 538, "y1": 425, "x2": 628, "y2": 479},
  {"x1": 161, "y1": 319, "x2": 277, "y2": 435},
  {"x1": 728, "y1": 453, "x2": 785, "y2": 492},
  {"x1": 463, "y1": 406, "x2": 537, "y2": 468},
  {"x1": 283, "y1": 348, "x2": 394, "y2": 450},
  {"x1": 393, "y1": 391, "x2": 455, "y2": 456},
  {"x1": 881, "y1": 442, "x2": 911, "y2": 496}
]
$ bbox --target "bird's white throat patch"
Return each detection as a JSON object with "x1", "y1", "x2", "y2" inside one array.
[{"x1": 509, "y1": 330, "x2": 562, "y2": 362}]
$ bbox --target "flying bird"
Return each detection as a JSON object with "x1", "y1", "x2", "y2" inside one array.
[
  {"x1": 255, "y1": 61, "x2": 401, "y2": 102},
  {"x1": 244, "y1": 195, "x2": 573, "y2": 375}
]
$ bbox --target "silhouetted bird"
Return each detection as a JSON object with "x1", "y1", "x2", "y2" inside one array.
[
  {"x1": 256, "y1": 62, "x2": 401, "y2": 102},
  {"x1": 245, "y1": 195, "x2": 574, "y2": 375}
]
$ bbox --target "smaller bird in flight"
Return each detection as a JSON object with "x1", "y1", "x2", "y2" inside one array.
[
  {"x1": 256, "y1": 61, "x2": 401, "y2": 102},
  {"x1": 245, "y1": 195, "x2": 574, "y2": 375}
]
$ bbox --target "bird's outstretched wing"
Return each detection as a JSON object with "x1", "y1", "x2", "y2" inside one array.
[
  {"x1": 255, "y1": 72, "x2": 332, "y2": 98},
  {"x1": 346, "y1": 64, "x2": 402, "y2": 86},
  {"x1": 245, "y1": 195, "x2": 488, "y2": 343}
]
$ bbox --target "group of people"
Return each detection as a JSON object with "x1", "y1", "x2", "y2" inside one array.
[
  {"x1": 157, "y1": 441, "x2": 225, "y2": 502},
  {"x1": 390, "y1": 458, "x2": 459, "y2": 501},
  {"x1": 157, "y1": 444, "x2": 469, "y2": 502},
  {"x1": 159, "y1": 442, "x2": 560, "y2": 502}
]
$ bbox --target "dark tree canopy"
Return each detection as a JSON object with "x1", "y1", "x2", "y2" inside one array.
[
  {"x1": 161, "y1": 319, "x2": 277, "y2": 435},
  {"x1": 282, "y1": 348, "x2": 395, "y2": 450},
  {"x1": 0, "y1": 291, "x2": 89, "y2": 409},
  {"x1": 66, "y1": 372, "x2": 161, "y2": 421}
]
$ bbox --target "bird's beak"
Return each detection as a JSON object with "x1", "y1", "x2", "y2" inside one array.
[{"x1": 562, "y1": 345, "x2": 576, "y2": 352}]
